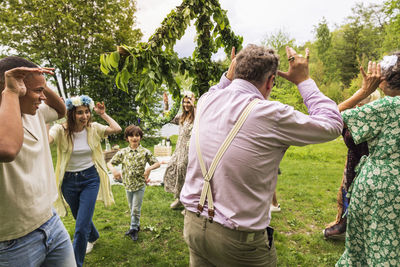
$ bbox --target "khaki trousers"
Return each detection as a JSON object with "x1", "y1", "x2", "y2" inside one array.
[{"x1": 183, "y1": 210, "x2": 277, "y2": 267}]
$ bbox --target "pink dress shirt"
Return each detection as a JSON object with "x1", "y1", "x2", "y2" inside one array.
[{"x1": 180, "y1": 74, "x2": 343, "y2": 231}]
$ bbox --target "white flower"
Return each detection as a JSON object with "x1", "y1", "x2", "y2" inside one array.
[
  {"x1": 71, "y1": 97, "x2": 82, "y2": 107},
  {"x1": 380, "y1": 55, "x2": 398, "y2": 70}
]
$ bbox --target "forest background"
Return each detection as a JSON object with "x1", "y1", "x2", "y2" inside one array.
[{"x1": 0, "y1": 0, "x2": 399, "y2": 132}]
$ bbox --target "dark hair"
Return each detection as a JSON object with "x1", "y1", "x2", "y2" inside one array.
[
  {"x1": 382, "y1": 52, "x2": 400, "y2": 91},
  {"x1": 0, "y1": 56, "x2": 38, "y2": 92},
  {"x1": 124, "y1": 125, "x2": 143, "y2": 140},
  {"x1": 179, "y1": 96, "x2": 195, "y2": 125},
  {"x1": 65, "y1": 106, "x2": 92, "y2": 141},
  {"x1": 234, "y1": 44, "x2": 279, "y2": 87}
]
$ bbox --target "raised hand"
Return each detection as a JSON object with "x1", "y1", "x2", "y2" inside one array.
[
  {"x1": 360, "y1": 61, "x2": 382, "y2": 96},
  {"x1": 278, "y1": 46, "x2": 310, "y2": 85},
  {"x1": 226, "y1": 46, "x2": 236, "y2": 81},
  {"x1": 4, "y1": 67, "x2": 54, "y2": 96},
  {"x1": 163, "y1": 92, "x2": 168, "y2": 104},
  {"x1": 94, "y1": 101, "x2": 105, "y2": 115}
]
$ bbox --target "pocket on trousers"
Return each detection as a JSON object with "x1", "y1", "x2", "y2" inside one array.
[{"x1": 0, "y1": 240, "x2": 16, "y2": 251}]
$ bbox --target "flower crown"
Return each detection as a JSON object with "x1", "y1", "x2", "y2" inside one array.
[
  {"x1": 380, "y1": 55, "x2": 398, "y2": 70},
  {"x1": 65, "y1": 95, "x2": 95, "y2": 111},
  {"x1": 182, "y1": 90, "x2": 194, "y2": 98}
]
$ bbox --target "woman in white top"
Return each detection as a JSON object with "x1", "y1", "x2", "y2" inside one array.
[{"x1": 49, "y1": 95, "x2": 121, "y2": 267}]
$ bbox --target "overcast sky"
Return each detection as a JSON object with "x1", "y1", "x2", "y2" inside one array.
[{"x1": 136, "y1": 0, "x2": 385, "y2": 60}]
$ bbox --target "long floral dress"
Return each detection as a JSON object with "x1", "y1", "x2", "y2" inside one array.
[
  {"x1": 336, "y1": 96, "x2": 400, "y2": 266},
  {"x1": 164, "y1": 115, "x2": 193, "y2": 199}
]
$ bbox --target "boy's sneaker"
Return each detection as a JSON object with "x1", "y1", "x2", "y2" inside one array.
[
  {"x1": 86, "y1": 241, "x2": 96, "y2": 254},
  {"x1": 125, "y1": 227, "x2": 140, "y2": 241}
]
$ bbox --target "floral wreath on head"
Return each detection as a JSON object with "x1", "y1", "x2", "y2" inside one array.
[
  {"x1": 380, "y1": 55, "x2": 398, "y2": 71},
  {"x1": 182, "y1": 90, "x2": 195, "y2": 99},
  {"x1": 65, "y1": 95, "x2": 95, "y2": 111}
]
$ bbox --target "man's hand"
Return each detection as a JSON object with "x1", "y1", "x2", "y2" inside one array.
[
  {"x1": 4, "y1": 67, "x2": 54, "y2": 96},
  {"x1": 278, "y1": 47, "x2": 310, "y2": 85},
  {"x1": 226, "y1": 47, "x2": 236, "y2": 81}
]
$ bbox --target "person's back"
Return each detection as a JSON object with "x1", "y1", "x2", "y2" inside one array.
[{"x1": 180, "y1": 45, "x2": 343, "y2": 267}]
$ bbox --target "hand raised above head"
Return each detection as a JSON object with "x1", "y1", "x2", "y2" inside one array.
[
  {"x1": 163, "y1": 91, "x2": 168, "y2": 104},
  {"x1": 94, "y1": 101, "x2": 105, "y2": 115},
  {"x1": 278, "y1": 46, "x2": 310, "y2": 85},
  {"x1": 226, "y1": 46, "x2": 236, "y2": 81},
  {"x1": 359, "y1": 61, "x2": 382, "y2": 96},
  {"x1": 4, "y1": 67, "x2": 54, "y2": 96}
]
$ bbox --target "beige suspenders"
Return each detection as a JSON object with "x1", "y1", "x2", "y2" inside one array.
[{"x1": 195, "y1": 98, "x2": 261, "y2": 222}]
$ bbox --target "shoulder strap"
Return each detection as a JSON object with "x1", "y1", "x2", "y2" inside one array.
[{"x1": 194, "y1": 98, "x2": 260, "y2": 221}]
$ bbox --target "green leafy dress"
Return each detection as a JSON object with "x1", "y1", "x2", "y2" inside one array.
[
  {"x1": 164, "y1": 115, "x2": 193, "y2": 199},
  {"x1": 337, "y1": 96, "x2": 400, "y2": 266}
]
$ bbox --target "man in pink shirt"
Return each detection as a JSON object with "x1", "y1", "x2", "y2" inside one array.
[{"x1": 180, "y1": 45, "x2": 343, "y2": 266}]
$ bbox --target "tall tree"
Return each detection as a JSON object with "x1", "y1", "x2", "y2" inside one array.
[
  {"x1": 0, "y1": 0, "x2": 141, "y2": 97},
  {"x1": 332, "y1": 3, "x2": 386, "y2": 86},
  {"x1": 383, "y1": 0, "x2": 400, "y2": 53}
]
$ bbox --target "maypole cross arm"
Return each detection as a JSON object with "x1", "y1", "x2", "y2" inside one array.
[{"x1": 100, "y1": 0, "x2": 243, "y2": 127}]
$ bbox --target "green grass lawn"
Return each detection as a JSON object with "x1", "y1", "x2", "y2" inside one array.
[{"x1": 53, "y1": 136, "x2": 348, "y2": 266}]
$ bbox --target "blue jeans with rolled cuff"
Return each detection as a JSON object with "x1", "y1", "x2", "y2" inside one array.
[
  {"x1": 0, "y1": 210, "x2": 76, "y2": 267},
  {"x1": 62, "y1": 165, "x2": 100, "y2": 267},
  {"x1": 126, "y1": 185, "x2": 146, "y2": 230}
]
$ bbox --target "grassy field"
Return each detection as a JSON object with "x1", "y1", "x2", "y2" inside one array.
[{"x1": 53, "y1": 136, "x2": 348, "y2": 266}]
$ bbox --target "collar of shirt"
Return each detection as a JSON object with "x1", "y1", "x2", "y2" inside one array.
[
  {"x1": 127, "y1": 144, "x2": 142, "y2": 153},
  {"x1": 229, "y1": 78, "x2": 265, "y2": 100}
]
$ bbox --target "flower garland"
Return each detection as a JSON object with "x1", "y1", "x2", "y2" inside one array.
[
  {"x1": 65, "y1": 95, "x2": 95, "y2": 111},
  {"x1": 380, "y1": 55, "x2": 398, "y2": 70}
]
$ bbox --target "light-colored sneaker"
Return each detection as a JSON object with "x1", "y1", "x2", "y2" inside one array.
[
  {"x1": 181, "y1": 209, "x2": 185, "y2": 216},
  {"x1": 86, "y1": 241, "x2": 96, "y2": 254},
  {"x1": 170, "y1": 198, "x2": 183, "y2": 210},
  {"x1": 270, "y1": 204, "x2": 281, "y2": 212}
]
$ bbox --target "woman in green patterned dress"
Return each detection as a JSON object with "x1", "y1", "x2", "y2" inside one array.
[{"x1": 337, "y1": 53, "x2": 400, "y2": 266}]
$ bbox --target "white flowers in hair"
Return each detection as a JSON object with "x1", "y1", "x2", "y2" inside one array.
[
  {"x1": 380, "y1": 55, "x2": 398, "y2": 70},
  {"x1": 182, "y1": 90, "x2": 194, "y2": 98}
]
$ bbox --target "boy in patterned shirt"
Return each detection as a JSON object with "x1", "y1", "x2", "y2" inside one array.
[{"x1": 107, "y1": 125, "x2": 165, "y2": 241}]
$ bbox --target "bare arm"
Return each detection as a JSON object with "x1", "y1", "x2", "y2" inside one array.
[
  {"x1": 107, "y1": 161, "x2": 122, "y2": 180},
  {"x1": 143, "y1": 161, "x2": 162, "y2": 183},
  {"x1": 43, "y1": 84, "x2": 66, "y2": 119},
  {"x1": 94, "y1": 102, "x2": 122, "y2": 136},
  {"x1": 338, "y1": 62, "x2": 382, "y2": 112},
  {"x1": 0, "y1": 90, "x2": 22, "y2": 162}
]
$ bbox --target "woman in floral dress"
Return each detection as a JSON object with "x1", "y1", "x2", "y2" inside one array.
[
  {"x1": 163, "y1": 91, "x2": 195, "y2": 210},
  {"x1": 337, "y1": 54, "x2": 400, "y2": 266}
]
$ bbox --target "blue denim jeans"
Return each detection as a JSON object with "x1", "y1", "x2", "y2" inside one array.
[
  {"x1": 62, "y1": 165, "x2": 100, "y2": 267},
  {"x1": 0, "y1": 210, "x2": 76, "y2": 267},
  {"x1": 126, "y1": 185, "x2": 146, "y2": 230}
]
